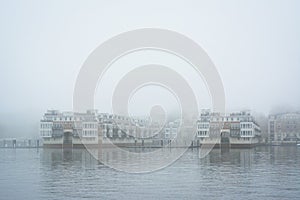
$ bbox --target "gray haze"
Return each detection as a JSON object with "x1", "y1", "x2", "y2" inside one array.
[{"x1": 1, "y1": 0, "x2": 300, "y2": 138}]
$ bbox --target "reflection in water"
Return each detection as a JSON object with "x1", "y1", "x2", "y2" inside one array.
[
  {"x1": 41, "y1": 147, "x2": 256, "y2": 171},
  {"x1": 198, "y1": 147, "x2": 254, "y2": 168},
  {"x1": 41, "y1": 148, "x2": 99, "y2": 169},
  {"x1": 40, "y1": 146, "x2": 300, "y2": 171},
  {"x1": 1, "y1": 147, "x2": 299, "y2": 200}
]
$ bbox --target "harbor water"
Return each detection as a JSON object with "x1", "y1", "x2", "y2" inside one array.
[{"x1": 0, "y1": 146, "x2": 299, "y2": 200}]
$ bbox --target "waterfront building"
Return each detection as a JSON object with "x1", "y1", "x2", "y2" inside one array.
[
  {"x1": 164, "y1": 120, "x2": 180, "y2": 139},
  {"x1": 268, "y1": 112, "x2": 300, "y2": 145},
  {"x1": 197, "y1": 110, "x2": 262, "y2": 148},
  {"x1": 40, "y1": 110, "x2": 155, "y2": 148},
  {"x1": 40, "y1": 110, "x2": 99, "y2": 147},
  {"x1": 41, "y1": 109, "x2": 263, "y2": 148}
]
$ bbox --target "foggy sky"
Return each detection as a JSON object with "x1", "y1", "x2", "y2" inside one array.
[{"x1": 1, "y1": 0, "x2": 300, "y2": 138}]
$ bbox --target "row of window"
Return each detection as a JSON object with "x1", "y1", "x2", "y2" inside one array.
[
  {"x1": 83, "y1": 123, "x2": 97, "y2": 129},
  {"x1": 198, "y1": 124, "x2": 242, "y2": 129},
  {"x1": 197, "y1": 131, "x2": 209, "y2": 136},
  {"x1": 197, "y1": 123, "x2": 255, "y2": 129},
  {"x1": 240, "y1": 130, "x2": 252, "y2": 136},
  {"x1": 211, "y1": 117, "x2": 240, "y2": 121},
  {"x1": 82, "y1": 130, "x2": 97, "y2": 137},
  {"x1": 40, "y1": 130, "x2": 52, "y2": 136},
  {"x1": 197, "y1": 123, "x2": 209, "y2": 129},
  {"x1": 240, "y1": 123, "x2": 252, "y2": 129},
  {"x1": 231, "y1": 124, "x2": 240, "y2": 129},
  {"x1": 51, "y1": 117, "x2": 78, "y2": 121},
  {"x1": 42, "y1": 123, "x2": 98, "y2": 129},
  {"x1": 209, "y1": 117, "x2": 253, "y2": 122},
  {"x1": 40, "y1": 123, "x2": 52, "y2": 129},
  {"x1": 103, "y1": 128, "x2": 162, "y2": 135}
]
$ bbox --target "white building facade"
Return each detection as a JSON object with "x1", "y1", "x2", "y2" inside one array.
[
  {"x1": 40, "y1": 110, "x2": 154, "y2": 147},
  {"x1": 197, "y1": 110, "x2": 262, "y2": 147}
]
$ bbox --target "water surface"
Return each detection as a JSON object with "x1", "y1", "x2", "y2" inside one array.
[{"x1": 0, "y1": 146, "x2": 299, "y2": 200}]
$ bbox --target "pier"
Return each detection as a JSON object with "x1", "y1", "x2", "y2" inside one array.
[{"x1": 0, "y1": 138, "x2": 42, "y2": 148}]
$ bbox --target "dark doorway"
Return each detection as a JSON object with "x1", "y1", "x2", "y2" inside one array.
[
  {"x1": 221, "y1": 131, "x2": 230, "y2": 149},
  {"x1": 63, "y1": 132, "x2": 72, "y2": 148}
]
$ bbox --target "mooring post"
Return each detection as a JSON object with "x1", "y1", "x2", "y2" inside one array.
[{"x1": 13, "y1": 139, "x2": 16, "y2": 148}]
